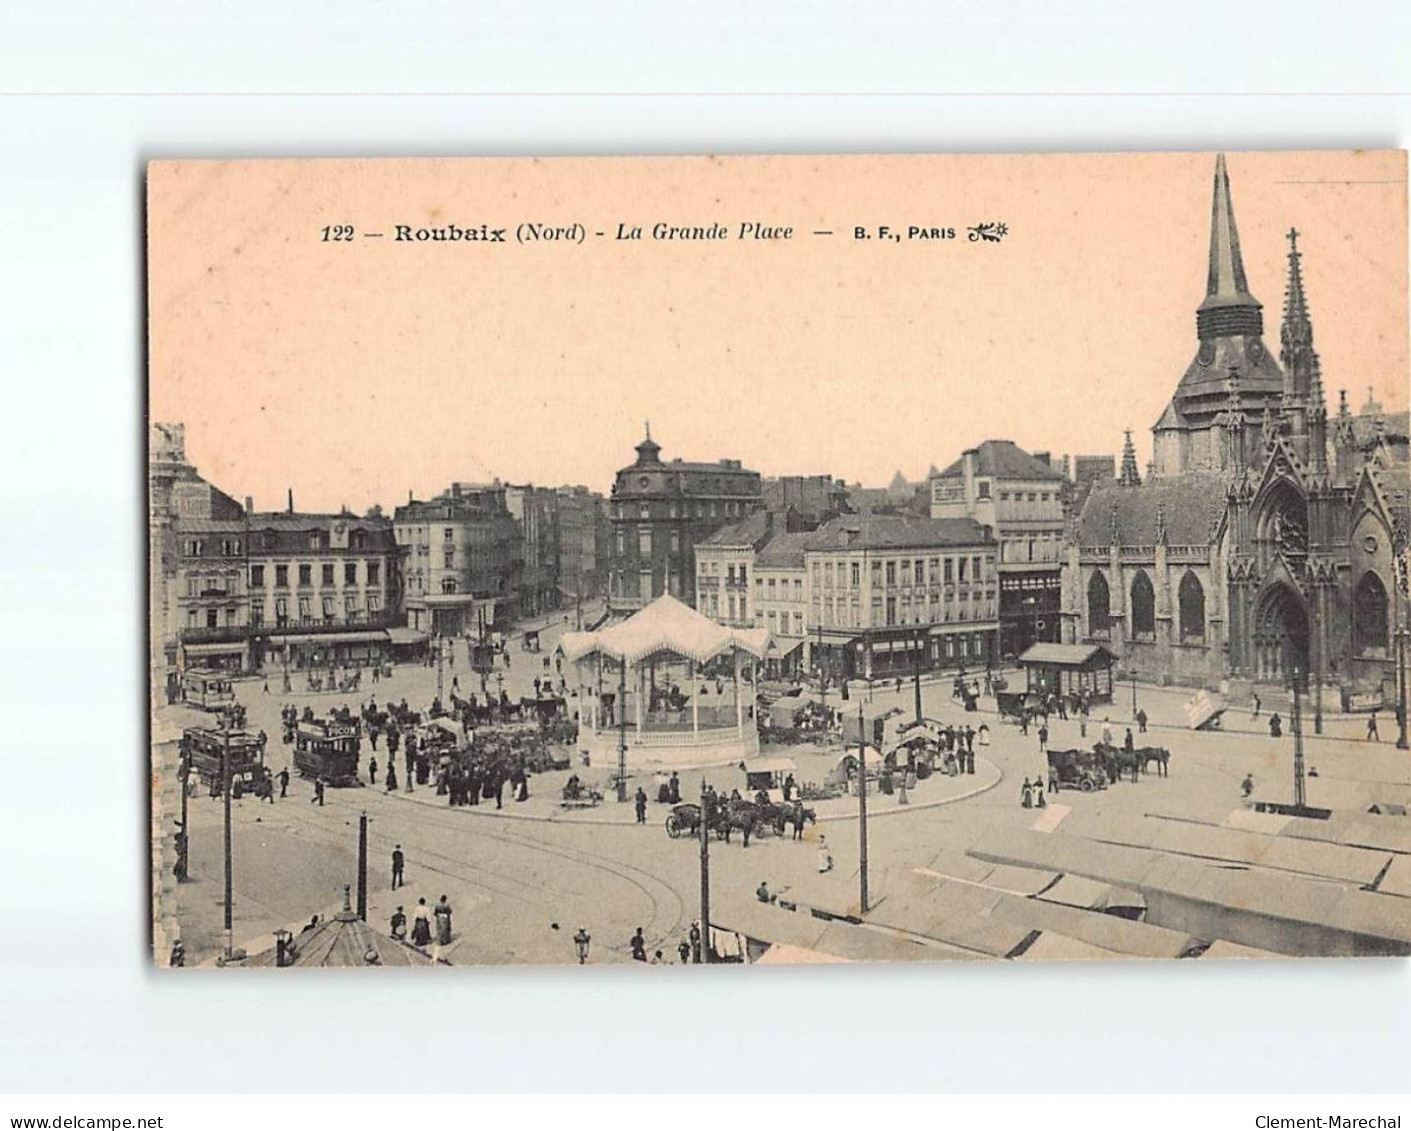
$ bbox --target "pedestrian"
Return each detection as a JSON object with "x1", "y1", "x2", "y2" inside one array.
[
  {"x1": 1056, "y1": 695, "x2": 1067, "y2": 721},
  {"x1": 630, "y1": 927, "x2": 647, "y2": 962},
  {"x1": 1269, "y1": 713, "x2": 1282, "y2": 739},
  {"x1": 312, "y1": 776, "x2": 325, "y2": 806},
  {"x1": 368, "y1": 756, "x2": 378, "y2": 785},
  {"x1": 1101, "y1": 718, "x2": 1113, "y2": 747},
  {"x1": 1136, "y1": 707, "x2": 1148, "y2": 734},
  {"x1": 434, "y1": 895, "x2": 453, "y2": 945},
  {"x1": 1240, "y1": 773, "x2": 1254, "y2": 799},
  {"x1": 1037, "y1": 724, "x2": 1049, "y2": 755},
  {"x1": 262, "y1": 675, "x2": 269, "y2": 694},
  {"x1": 1021, "y1": 778, "x2": 1033, "y2": 808},
  {"x1": 677, "y1": 939, "x2": 691, "y2": 965},
  {"x1": 1252, "y1": 692, "x2": 1261, "y2": 719},
  {"x1": 1019, "y1": 711, "x2": 1029, "y2": 737},
  {"x1": 668, "y1": 771, "x2": 681, "y2": 804},
  {"x1": 817, "y1": 835, "x2": 834, "y2": 874},
  {"x1": 411, "y1": 898, "x2": 433, "y2": 947},
  {"x1": 634, "y1": 786, "x2": 648, "y2": 824},
  {"x1": 385, "y1": 762, "x2": 399, "y2": 792},
  {"x1": 1035, "y1": 782, "x2": 1047, "y2": 809},
  {"x1": 493, "y1": 772, "x2": 505, "y2": 810},
  {"x1": 1079, "y1": 712, "x2": 1088, "y2": 740},
  {"x1": 1367, "y1": 713, "x2": 1381, "y2": 742},
  {"x1": 389, "y1": 905, "x2": 407, "y2": 941},
  {"x1": 391, "y1": 844, "x2": 405, "y2": 889},
  {"x1": 278, "y1": 766, "x2": 289, "y2": 798},
  {"x1": 1123, "y1": 728, "x2": 1134, "y2": 753},
  {"x1": 689, "y1": 921, "x2": 702, "y2": 964}
]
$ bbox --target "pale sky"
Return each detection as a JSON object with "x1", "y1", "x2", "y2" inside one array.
[{"x1": 148, "y1": 150, "x2": 1407, "y2": 513}]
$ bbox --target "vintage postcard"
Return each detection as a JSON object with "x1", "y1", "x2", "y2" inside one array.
[{"x1": 147, "y1": 150, "x2": 1410, "y2": 969}]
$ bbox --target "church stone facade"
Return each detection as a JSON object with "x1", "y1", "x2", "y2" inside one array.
[{"x1": 1062, "y1": 155, "x2": 1409, "y2": 709}]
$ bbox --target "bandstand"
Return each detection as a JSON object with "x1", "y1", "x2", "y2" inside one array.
[{"x1": 559, "y1": 594, "x2": 771, "y2": 769}]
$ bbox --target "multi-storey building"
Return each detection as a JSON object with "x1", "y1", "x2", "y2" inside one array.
[
  {"x1": 752, "y1": 531, "x2": 812, "y2": 677},
  {"x1": 761, "y1": 475, "x2": 850, "y2": 526},
  {"x1": 931, "y1": 439, "x2": 1067, "y2": 658},
  {"x1": 505, "y1": 484, "x2": 561, "y2": 618},
  {"x1": 556, "y1": 485, "x2": 607, "y2": 604},
  {"x1": 805, "y1": 514, "x2": 1000, "y2": 681},
  {"x1": 245, "y1": 509, "x2": 401, "y2": 669},
  {"x1": 606, "y1": 428, "x2": 763, "y2": 613},
  {"x1": 394, "y1": 483, "x2": 523, "y2": 636}
]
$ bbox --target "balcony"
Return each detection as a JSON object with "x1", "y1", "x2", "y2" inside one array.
[{"x1": 180, "y1": 612, "x2": 399, "y2": 643}]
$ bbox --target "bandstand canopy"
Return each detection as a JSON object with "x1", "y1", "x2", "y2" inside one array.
[{"x1": 559, "y1": 593, "x2": 770, "y2": 666}]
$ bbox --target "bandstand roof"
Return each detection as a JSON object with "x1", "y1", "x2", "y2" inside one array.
[{"x1": 559, "y1": 593, "x2": 771, "y2": 666}]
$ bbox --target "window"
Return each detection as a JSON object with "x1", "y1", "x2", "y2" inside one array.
[
  {"x1": 368, "y1": 593, "x2": 381, "y2": 613},
  {"x1": 186, "y1": 576, "x2": 198, "y2": 598},
  {"x1": 812, "y1": 562, "x2": 821, "y2": 586},
  {"x1": 670, "y1": 530, "x2": 680, "y2": 553},
  {"x1": 639, "y1": 504, "x2": 650, "y2": 520},
  {"x1": 793, "y1": 612, "x2": 803, "y2": 635},
  {"x1": 275, "y1": 597, "x2": 288, "y2": 623},
  {"x1": 768, "y1": 578, "x2": 777, "y2": 598},
  {"x1": 353, "y1": 530, "x2": 367, "y2": 550},
  {"x1": 345, "y1": 562, "x2": 357, "y2": 585},
  {"x1": 250, "y1": 564, "x2": 265, "y2": 588},
  {"x1": 443, "y1": 550, "x2": 455, "y2": 568},
  {"x1": 298, "y1": 596, "x2": 311, "y2": 618},
  {"x1": 668, "y1": 572, "x2": 680, "y2": 596},
  {"x1": 958, "y1": 557, "x2": 967, "y2": 583},
  {"x1": 972, "y1": 556, "x2": 982, "y2": 579},
  {"x1": 914, "y1": 559, "x2": 925, "y2": 584},
  {"x1": 885, "y1": 561, "x2": 896, "y2": 586},
  {"x1": 639, "y1": 569, "x2": 653, "y2": 598},
  {"x1": 669, "y1": 502, "x2": 679, "y2": 519},
  {"x1": 900, "y1": 560, "x2": 911, "y2": 585},
  {"x1": 250, "y1": 601, "x2": 263, "y2": 627},
  {"x1": 298, "y1": 564, "x2": 312, "y2": 587},
  {"x1": 222, "y1": 537, "x2": 241, "y2": 556},
  {"x1": 444, "y1": 527, "x2": 454, "y2": 542},
  {"x1": 944, "y1": 558, "x2": 953, "y2": 584},
  {"x1": 885, "y1": 597, "x2": 896, "y2": 625},
  {"x1": 322, "y1": 596, "x2": 335, "y2": 620},
  {"x1": 1131, "y1": 571, "x2": 1155, "y2": 639},
  {"x1": 1087, "y1": 571, "x2": 1111, "y2": 639},
  {"x1": 309, "y1": 532, "x2": 321, "y2": 551},
  {"x1": 739, "y1": 565, "x2": 747, "y2": 587},
  {"x1": 850, "y1": 563, "x2": 860, "y2": 587},
  {"x1": 322, "y1": 563, "x2": 335, "y2": 586},
  {"x1": 1353, "y1": 572, "x2": 1389, "y2": 656},
  {"x1": 184, "y1": 538, "x2": 204, "y2": 557},
  {"x1": 345, "y1": 594, "x2": 358, "y2": 617},
  {"x1": 616, "y1": 530, "x2": 625, "y2": 555},
  {"x1": 1179, "y1": 571, "x2": 1206, "y2": 643},
  {"x1": 638, "y1": 528, "x2": 652, "y2": 555},
  {"x1": 727, "y1": 595, "x2": 737, "y2": 621},
  {"x1": 367, "y1": 561, "x2": 380, "y2": 586},
  {"x1": 795, "y1": 579, "x2": 803, "y2": 600},
  {"x1": 977, "y1": 481, "x2": 990, "y2": 499},
  {"x1": 206, "y1": 608, "x2": 218, "y2": 629}
]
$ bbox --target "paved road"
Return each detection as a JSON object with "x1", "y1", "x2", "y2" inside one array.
[{"x1": 170, "y1": 631, "x2": 1409, "y2": 966}]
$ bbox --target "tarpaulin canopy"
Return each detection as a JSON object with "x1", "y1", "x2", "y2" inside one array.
[{"x1": 559, "y1": 594, "x2": 770, "y2": 666}]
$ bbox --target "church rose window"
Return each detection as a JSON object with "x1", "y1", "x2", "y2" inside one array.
[
  {"x1": 1131, "y1": 571, "x2": 1155, "y2": 640},
  {"x1": 1087, "y1": 571, "x2": 1110, "y2": 639},
  {"x1": 1179, "y1": 571, "x2": 1205, "y2": 642},
  {"x1": 1353, "y1": 571, "x2": 1389, "y2": 657}
]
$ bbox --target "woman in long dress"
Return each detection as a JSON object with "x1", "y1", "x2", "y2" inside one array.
[
  {"x1": 411, "y1": 898, "x2": 433, "y2": 947},
  {"x1": 434, "y1": 895, "x2": 453, "y2": 945},
  {"x1": 1021, "y1": 778, "x2": 1033, "y2": 809}
]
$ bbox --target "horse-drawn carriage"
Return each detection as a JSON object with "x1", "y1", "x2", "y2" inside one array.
[
  {"x1": 741, "y1": 757, "x2": 797, "y2": 803},
  {"x1": 521, "y1": 629, "x2": 541, "y2": 653},
  {"x1": 1092, "y1": 741, "x2": 1171, "y2": 782},
  {"x1": 665, "y1": 795, "x2": 814, "y2": 845},
  {"x1": 293, "y1": 716, "x2": 362, "y2": 786},
  {"x1": 996, "y1": 690, "x2": 1038, "y2": 725},
  {"x1": 1046, "y1": 748, "x2": 1108, "y2": 793},
  {"x1": 182, "y1": 725, "x2": 268, "y2": 792}
]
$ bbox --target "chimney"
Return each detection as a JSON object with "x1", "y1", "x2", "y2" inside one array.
[
  {"x1": 244, "y1": 495, "x2": 253, "y2": 514},
  {"x1": 962, "y1": 449, "x2": 977, "y2": 503},
  {"x1": 1062, "y1": 455, "x2": 1072, "y2": 481},
  {"x1": 1033, "y1": 451, "x2": 1051, "y2": 468},
  {"x1": 286, "y1": 488, "x2": 294, "y2": 514}
]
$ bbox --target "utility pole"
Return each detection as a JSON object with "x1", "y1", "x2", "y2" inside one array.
[
  {"x1": 817, "y1": 622, "x2": 827, "y2": 720},
  {"x1": 1395, "y1": 525, "x2": 1409, "y2": 750},
  {"x1": 856, "y1": 703, "x2": 869, "y2": 914},
  {"x1": 436, "y1": 634, "x2": 444, "y2": 702},
  {"x1": 176, "y1": 736, "x2": 190, "y2": 882},
  {"x1": 356, "y1": 810, "x2": 368, "y2": 921},
  {"x1": 222, "y1": 720, "x2": 234, "y2": 961},
  {"x1": 913, "y1": 625, "x2": 924, "y2": 725},
  {"x1": 699, "y1": 780, "x2": 711, "y2": 964},
  {"x1": 617, "y1": 658, "x2": 628, "y2": 803}
]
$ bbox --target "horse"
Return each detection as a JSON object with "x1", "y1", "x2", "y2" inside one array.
[
  {"x1": 717, "y1": 800, "x2": 764, "y2": 847},
  {"x1": 1137, "y1": 746, "x2": 1171, "y2": 777},
  {"x1": 1094, "y1": 743, "x2": 1140, "y2": 784},
  {"x1": 785, "y1": 803, "x2": 817, "y2": 841}
]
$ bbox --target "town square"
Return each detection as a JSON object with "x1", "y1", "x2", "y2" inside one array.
[{"x1": 148, "y1": 151, "x2": 1411, "y2": 969}]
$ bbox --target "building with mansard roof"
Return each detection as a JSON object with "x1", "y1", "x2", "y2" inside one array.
[{"x1": 1062, "y1": 154, "x2": 1409, "y2": 714}]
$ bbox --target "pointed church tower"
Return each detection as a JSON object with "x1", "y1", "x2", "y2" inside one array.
[
  {"x1": 1279, "y1": 227, "x2": 1328, "y2": 467},
  {"x1": 1152, "y1": 154, "x2": 1285, "y2": 477}
]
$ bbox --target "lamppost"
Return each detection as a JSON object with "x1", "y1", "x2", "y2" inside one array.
[
  {"x1": 573, "y1": 927, "x2": 591, "y2": 965},
  {"x1": 616, "y1": 657, "x2": 628, "y2": 803},
  {"x1": 175, "y1": 735, "x2": 190, "y2": 882},
  {"x1": 1129, "y1": 664, "x2": 1138, "y2": 719},
  {"x1": 1394, "y1": 524, "x2": 1409, "y2": 751},
  {"x1": 1288, "y1": 636, "x2": 1307, "y2": 811},
  {"x1": 856, "y1": 703, "x2": 870, "y2": 914}
]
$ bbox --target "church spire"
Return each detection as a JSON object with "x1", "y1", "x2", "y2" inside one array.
[
  {"x1": 1118, "y1": 429, "x2": 1142, "y2": 487},
  {"x1": 1198, "y1": 153, "x2": 1264, "y2": 341}
]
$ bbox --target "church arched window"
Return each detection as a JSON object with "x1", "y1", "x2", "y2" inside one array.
[
  {"x1": 1178, "y1": 571, "x2": 1205, "y2": 643},
  {"x1": 1353, "y1": 571, "x2": 1389, "y2": 657},
  {"x1": 1131, "y1": 571, "x2": 1155, "y2": 640},
  {"x1": 1087, "y1": 571, "x2": 1110, "y2": 640}
]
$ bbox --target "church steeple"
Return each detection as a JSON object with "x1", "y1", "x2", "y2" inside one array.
[
  {"x1": 1198, "y1": 153, "x2": 1264, "y2": 340},
  {"x1": 1280, "y1": 226, "x2": 1327, "y2": 466}
]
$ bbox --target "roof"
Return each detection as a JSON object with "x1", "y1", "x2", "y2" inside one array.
[
  {"x1": 935, "y1": 440, "x2": 1065, "y2": 483},
  {"x1": 1019, "y1": 643, "x2": 1117, "y2": 670},
  {"x1": 1077, "y1": 474, "x2": 1227, "y2": 548},
  {"x1": 806, "y1": 514, "x2": 993, "y2": 552},
  {"x1": 559, "y1": 593, "x2": 770, "y2": 666},
  {"x1": 755, "y1": 531, "x2": 814, "y2": 569},
  {"x1": 699, "y1": 510, "x2": 772, "y2": 548},
  {"x1": 247, "y1": 897, "x2": 446, "y2": 968}
]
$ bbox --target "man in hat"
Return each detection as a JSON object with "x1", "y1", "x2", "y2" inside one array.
[{"x1": 391, "y1": 844, "x2": 405, "y2": 890}]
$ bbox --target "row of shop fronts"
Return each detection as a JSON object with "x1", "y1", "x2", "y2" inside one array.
[{"x1": 806, "y1": 624, "x2": 1000, "y2": 683}]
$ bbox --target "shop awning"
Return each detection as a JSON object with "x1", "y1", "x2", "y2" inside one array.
[
  {"x1": 387, "y1": 627, "x2": 429, "y2": 646},
  {"x1": 269, "y1": 630, "x2": 389, "y2": 646},
  {"x1": 181, "y1": 641, "x2": 246, "y2": 656},
  {"x1": 768, "y1": 637, "x2": 806, "y2": 658}
]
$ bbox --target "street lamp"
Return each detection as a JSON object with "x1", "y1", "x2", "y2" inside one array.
[
  {"x1": 273, "y1": 927, "x2": 293, "y2": 968},
  {"x1": 573, "y1": 927, "x2": 591, "y2": 965}
]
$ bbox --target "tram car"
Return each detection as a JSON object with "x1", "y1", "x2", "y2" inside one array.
[
  {"x1": 182, "y1": 726, "x2": 268, "y2": 791},
  {"x1": 293, "y1": 716, "x2": 362, "y2": 786},
  {"x1": 181, "y1": 668, "x2": 236, "y2": 712}
]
